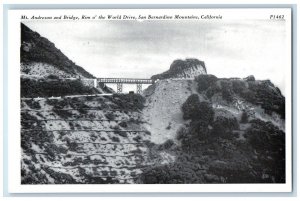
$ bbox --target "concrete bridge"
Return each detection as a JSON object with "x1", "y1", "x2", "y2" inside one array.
[{"x1": 97, "y1": 78, "x2": 155, "y2": 94}]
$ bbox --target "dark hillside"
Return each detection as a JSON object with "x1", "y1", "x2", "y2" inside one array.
[
  {"x1": 21, "y1": 23, "x2": 94, "y2": 78},
  {"x1": 21, "y1": 78, "x2": 99, "y2": 98}
]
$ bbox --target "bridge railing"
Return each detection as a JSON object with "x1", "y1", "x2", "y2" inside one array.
[{"x1": 97, "y1": 78, "x2": 154, "y2": 84}]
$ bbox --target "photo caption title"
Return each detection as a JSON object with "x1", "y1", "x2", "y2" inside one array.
[
  {"x1": 21, "y1": 12, "x2": 287, "y2": 21},
  {"x1": 21, "y1": 14, "x2": 225, "y2": 20}
]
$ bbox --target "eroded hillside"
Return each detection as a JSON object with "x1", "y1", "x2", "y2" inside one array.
[
  {"x1": 139, "y1": 74, "x2": 285, "y2": 184},
  {"x1": 21, "y1": 94, "x2": 152, "y2": 184}
]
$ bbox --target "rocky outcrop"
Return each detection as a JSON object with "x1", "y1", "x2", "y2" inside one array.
[{"x1": 151, "y1": 58, "x2": 207, "y2": 80}]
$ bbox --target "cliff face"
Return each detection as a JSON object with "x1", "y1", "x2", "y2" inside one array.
[
  {"x1": 151, "y1": 58, "x2": 207, "y2": 80},
  {"x1": 21, "y1": 23, "x2": 94, "y2": 78}
]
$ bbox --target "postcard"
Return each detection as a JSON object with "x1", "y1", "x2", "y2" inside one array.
[{"x1": 7, "y1": 8, "x2": 292, "y2": 193}]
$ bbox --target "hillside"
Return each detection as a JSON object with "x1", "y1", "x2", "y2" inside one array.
[
  {"x1": 20, "y1": 23, "x2": 112, "y2": 97},
  {"x1": 142, "y1": 79, "x2": 198, "y2": 143},
  {"x1": 21, "y1": 23, "x2": 94, "y2": 78},
  {"x1": 21, "y1": 94, "x2": 151, "y2": 184},
  {"x1": 139, "y1": 74, "x2": 285, "y2": 184}
]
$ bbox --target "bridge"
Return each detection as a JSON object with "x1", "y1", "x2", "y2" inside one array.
[{"x1": 97, "y1": 78, "x2": 155, "y2": 94}]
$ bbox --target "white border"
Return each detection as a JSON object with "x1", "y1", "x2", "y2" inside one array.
[{"x1": 7, "y1": 8, "x2": 292, "y2": 193}]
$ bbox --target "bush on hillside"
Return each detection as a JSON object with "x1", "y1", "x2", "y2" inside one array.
[
  {"x1": 239, "y1": 81, "x2": 285, "y2": 119},
  {"x1": 21, "y1": 78, "x2": 98, "y2": 98},
  {"x1": 244, "y1": 119, "x2": 285, "y2": 182},
  {"x1": 214, "y1": 116, "x2": 239, "y2": 130},
  {"x1": 205, "y1": 84, "x2": 221, "y2": 99},
  {"x1": 158, "y1": 139, "x2": 176, "y2": 150},
  {"x1": 182, "y1": 94, "x2": 214, "y2": 124},
  {"x1": 195, "y1": 74, "x2": 218, "y2": 92},
  {"x1": 188, "y1": 120, "x2": 211, "y2": 141},
  {"x1": 24, "y1": 100, "x2": 41, "y2": 109},
  {"x1": 232, "y1": 80, "x2": 247, "y2": 94},
  {"x1": 138, "y1": 162, "x2": 205, "y2": 184},
  {"x1": 208, "y1": 160, "x2": 256, "y2": 183},
  {"x1": 220, "y1": 81, "x2": 234, "y2": 102}
]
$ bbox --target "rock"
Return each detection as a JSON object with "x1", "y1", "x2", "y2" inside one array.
[
  {"x1": 244, "y1": 75, "x2": 255, "y2": 81},
  {"x1": 151, "y1": 58, "x2": 207, "y2": 80}
]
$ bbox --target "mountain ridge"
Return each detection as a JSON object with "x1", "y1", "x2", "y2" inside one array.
[{"x1": 21, "y1": 23, "x2": 94, "y2": 78}]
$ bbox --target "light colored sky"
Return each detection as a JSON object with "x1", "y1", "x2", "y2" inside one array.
[{"x1": 23, "y1": 20, "x2": 288, "y2": 95}]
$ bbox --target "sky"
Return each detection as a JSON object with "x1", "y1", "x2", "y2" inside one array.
[{"x1": 23, "y1": 19, "x2": 288, "y2": 95}]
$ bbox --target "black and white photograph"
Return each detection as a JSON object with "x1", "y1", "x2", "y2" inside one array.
[{"x1": 9, "y1": 8, "x2": 292, "y2": 191}]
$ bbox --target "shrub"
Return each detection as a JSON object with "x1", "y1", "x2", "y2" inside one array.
[
  {"x1": 66, "y1": 141, "x2": 78, "y2": 152},
  {"x1": 188, "y1": 120, "x2": 211, "y2": 141},
  {"x1": 176, "y1": 127, "x2": 189, "y2": 141},
  {"x1": 105, "y1": 112, "x2": 115, "y2": 120},
  {"x1": 53, "y1": 109, "x2": 73, "y2": 119},
  {"x1": 42, "y1": 167, "x2": 77, "y2": 184},
  {"x1": 24, "y1": 100, "x2": 41, "y2": 109},
  {"x1": 211, "y1": 122, "x2": 232, "y2": 140},
  {"x1": 182, "y1": 94, "x2": 214, "y2": 124},
  {"x1": 239, "y1": 81, "x2": 285, "y2": 119},
  {"x1": 214, "y1": 116, "x2": 239, "y2": 130},
  {"x1": 109, "y1": 94, "x2": 145, "y2": 111},
  {"x1": 116, "y1": 131, "x2": 127, "y2": 138},
  {"x1": 111, "y1": 136, "x2": 120, "y2": 142},
  {"x1": 138, "y1": 159, "x2": 206, "y2": 184},
  {"x1": 133, "y1": 136, "x2": 142, "y2": 142},
  {"x1": 208, "y1": 161, "x2": 256, "y2": 183},
  {"x1": 211, "y1": 116, "x2": 239, "y2": 140},
  {"x1": 158, "y1": 139, "x2": 175, "y2": 150},
  {"x1": 205, "y1": 84, "x2": 221, "y2": 99},
  {"x1": 195, "y1": 74, "x2": 218, "y2": 92},
  {"x1": 232, "y1": 80, "x2": 247, "y2": 94},
  {"x1": 220, "y1": 81, "x2": 234, "y2": 102},
  {"x1": 21, "y1": 78, "x2": 97, "y2": 98},
  {"x1": 118, "y1": 121, "x2": 128, "y2": 128},
  {"x1": 244, "y1": 119, "x2": 285, "y2": 182}
]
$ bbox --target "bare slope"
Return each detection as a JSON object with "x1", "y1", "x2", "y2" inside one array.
[{"x1": 142, "y1": 79, "x2": 198, "y2": 143}]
